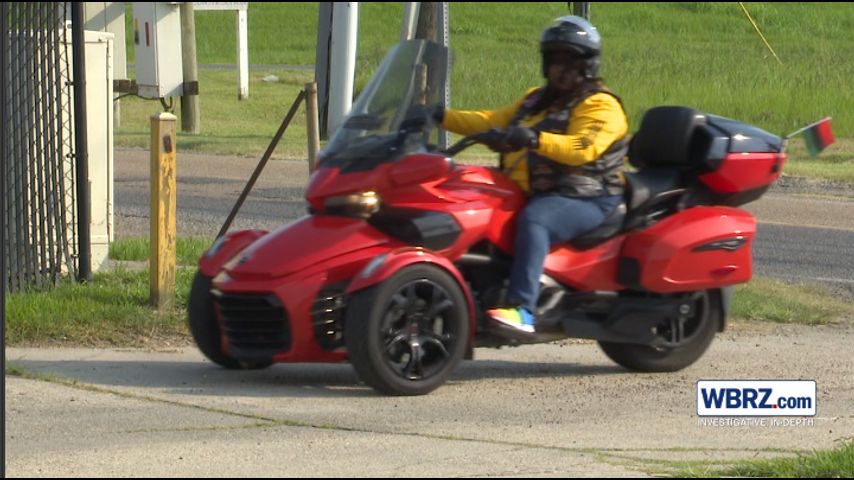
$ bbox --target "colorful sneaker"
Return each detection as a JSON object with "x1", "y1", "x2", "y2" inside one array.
[{"x1": 486, "y1": 306, "x2": 535, "y2": 334}]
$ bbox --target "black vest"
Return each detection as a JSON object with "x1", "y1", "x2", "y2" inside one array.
[{"x1": 509, "y1": 85, "x2": 628, "y2": 198}]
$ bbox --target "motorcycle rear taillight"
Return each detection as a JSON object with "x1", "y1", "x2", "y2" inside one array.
[{"x1": 699, "y1": 151, "x2": 786, "y2": 197}]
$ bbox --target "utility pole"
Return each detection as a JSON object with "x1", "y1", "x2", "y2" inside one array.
[
  {"x1": 180, "y1": 2, "x2": 200, "y2": 133},
  {"x1": 414, "y1": 2, "x2": 450, "y2": 148},
  {"x1": 572, "y1": 2, "x2": 590, "y2": 19},
  {"x1": 415, "y1": 2, "x2": 436, "y2": 41}
]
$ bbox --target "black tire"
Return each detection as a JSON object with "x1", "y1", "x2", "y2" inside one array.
[
  {"x1": 345, "y1": 264, "x2": 470, "y2": 396},
  {"x1": 598, "y1": 289, "x2": 722, "y2": 372},
  {"x1": 187, "y1": 271, "x2": 273, "y2": 370}
]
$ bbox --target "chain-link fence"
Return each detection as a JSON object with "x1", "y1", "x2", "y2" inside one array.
[{"x1": 3, "y1": 2, "x2": 79, "y2": 293}]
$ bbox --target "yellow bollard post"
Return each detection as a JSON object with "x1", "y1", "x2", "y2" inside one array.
[{"x1": 149, "y1": 112, "x2": 177, "y2": 309}]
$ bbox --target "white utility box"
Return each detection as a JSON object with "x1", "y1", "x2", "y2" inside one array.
[
  {"x1": 63, "y1": 30, "x2": 115, "y2": 273},
  {"x1": 85, "y1": 30, "x2": 115, "y2": 273},
  {"x1": 132, "y1": 2, "x2": 183, "y2": 98}
]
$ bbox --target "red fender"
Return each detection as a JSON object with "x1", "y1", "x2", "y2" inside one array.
[
  {"x1": 198, "y1": 229, "x2": 267, "y2": 278},
  {"x1": 346, "y1": 247, "x2": 477, "y2": 335}
]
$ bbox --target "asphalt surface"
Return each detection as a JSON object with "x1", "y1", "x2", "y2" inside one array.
[
  {"x1": 112, "y1": 148, "x2": 854, "y2": 293},
  {"x1": 4, "y1": 148, "x2": 853, "y2": 477}
]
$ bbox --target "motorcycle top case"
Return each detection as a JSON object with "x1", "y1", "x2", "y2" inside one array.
[
  {"x1": 695, "y1": 115, "x2": 787, "y2": 206},
  {"x1": 620, "y1": 206, "x2": 756, "y2": 293}
]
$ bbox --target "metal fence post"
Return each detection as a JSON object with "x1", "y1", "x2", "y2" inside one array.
[{"x1": 71, "y1": 2, "x2": 91, "y2": 282}]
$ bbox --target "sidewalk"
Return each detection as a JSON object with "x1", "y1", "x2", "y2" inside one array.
[{"x1": 7, "y1": 318, "x2": 854, "y2": 477}]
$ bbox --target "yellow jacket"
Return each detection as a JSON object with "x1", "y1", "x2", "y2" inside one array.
[{"x1": 442, "y1": 88, "x2": 628, "y2": 193}]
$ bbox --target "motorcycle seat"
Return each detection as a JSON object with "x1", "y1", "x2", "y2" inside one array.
[
  {"x1": 624, "y1": 169, "x2": 683, "y2": 209},
  {"x1": 623, "y1": 169, "x2": 685, "y2": 231},
  {"x1": 567, "y1": 168, "x2": 685, "y2": 249}
]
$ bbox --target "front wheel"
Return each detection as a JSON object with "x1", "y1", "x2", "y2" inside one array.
[
  {"x1": 345, "y1": 264, "x2": 470, "y2": 396},
  {"x1": 187, "y1": 271, "x2": 273, "y2": 370},
  {"x1": 598, "y1": 289, "x2": 722, "y2": 372}
]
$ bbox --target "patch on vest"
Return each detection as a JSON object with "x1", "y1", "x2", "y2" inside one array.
[
  {"x1": 573, "y1": 137, "x2": 593, "y2": 150},
  {"x1": 572, "y1": 120, "x2": 605, "y2": 150}
]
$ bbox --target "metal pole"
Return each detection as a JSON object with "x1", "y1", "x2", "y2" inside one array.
[
  {"x1": 437, "y1": 2, "x2": 449, "y2": 149},
  {"x1": 401, "y1": 2, "x2": 420, "y2": 41},
  {"x1": 71, "y1": 2, "x2": 91, "y2": 282},
  {"x1": 217, "y1": 90, "x2": 306, "y2": 239},
  {"x1": 1, "y1": 8, "x2": 9, "y2": 460},
  {"x1": 327, "y1": 2, "x2": 358, "y2": 136},
  {"x1": 180, "y1": 2, "x2": 200, "y2": 133}
]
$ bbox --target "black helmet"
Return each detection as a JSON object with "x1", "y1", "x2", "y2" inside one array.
[{"x1": 540, "y1": 15, "x2": 602, "y2": 78}]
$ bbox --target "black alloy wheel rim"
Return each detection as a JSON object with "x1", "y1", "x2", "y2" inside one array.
[
  {"x1": 655, "y1": 291, "x2": 709, "y2": 349},
  {"x1": 380, "y1": 279, "x2": 458, "y2": 381}
]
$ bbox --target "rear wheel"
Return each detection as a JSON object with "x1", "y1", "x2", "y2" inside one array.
[
  {"x1": 345, "y1": 265, "x2": 470, "y2": 396},
  {"x1": 187, "y1": 271, "x2": 273, "y2": 370},
  {"x1": 598, "y1": 289, "x2": 722, "y2": 372}
]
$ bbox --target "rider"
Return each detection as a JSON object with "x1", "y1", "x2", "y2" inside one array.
[{"x1": 434, "y1": 15, "x2": 629, "y2": 334}]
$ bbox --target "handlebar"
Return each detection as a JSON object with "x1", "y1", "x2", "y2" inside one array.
[{"x1": 440, "y1": 131, "x2": 497, "y2": 157}]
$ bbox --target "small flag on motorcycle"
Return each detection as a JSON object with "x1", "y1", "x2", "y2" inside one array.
[{"x1": 787, "y1": 117, "x2": 835, "y2": 157}]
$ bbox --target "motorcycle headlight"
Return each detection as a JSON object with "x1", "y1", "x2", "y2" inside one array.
[{"x1": 323, "y1": 191, "x2": 381, "y2": 218}]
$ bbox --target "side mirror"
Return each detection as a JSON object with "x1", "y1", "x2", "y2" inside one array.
[{"x1": 390, "y1": 153, "x2": 451, "y2": 186}]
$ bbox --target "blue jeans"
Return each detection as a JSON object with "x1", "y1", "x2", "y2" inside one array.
[{"x1": 507, "y1": 194, "x2": 623, "y2": 312}]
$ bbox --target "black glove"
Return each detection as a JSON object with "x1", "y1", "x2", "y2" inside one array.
[
  {"x1": 503, "y1": 126, "x2": 539, "y2": 150},
  {"x1": 475, "y1": 127, "x2": 539, "y2": 153},
  {"x1": 406, "y1": 103, "x2": 445, "y2": 124},
  {"x1": 475, "y1": 128, "x2": 512, "y2": 152}
]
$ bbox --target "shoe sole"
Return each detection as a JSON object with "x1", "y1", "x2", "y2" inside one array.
[
  {"x1": 489, "y1": 315, "x2": 535, "y2": 333},
  {"x1": 487, "y1": 317, "x2": 537, "y2": 341}
]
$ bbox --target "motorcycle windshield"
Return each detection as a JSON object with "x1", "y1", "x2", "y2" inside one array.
[{"x1": 320, "y1": 39, "x2": 448, "y2": 171}]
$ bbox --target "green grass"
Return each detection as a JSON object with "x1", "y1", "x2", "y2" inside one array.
[
  {"x1": 677, "y1": 441, "x2": 854, "y2": 477},
  {"x1": 782, "y1": 138, "x2": 854, "y2": 184},
  {"x1": 5, "y1": 268, "x2": 193, "y2": 346},
  {"x1": 117, "y1": 3, "x2": 854, "y2": 182},
  {"x1": 110, "y1": 237, "x2": 213, "y2": 266},
  {"x1": 117, "y1": 68, "x2": 313, "y2": 159},
  {"x1": 730, "y1": 277, "x2": 851, "y2": 326},
  {"x1": 5, "y1": 264, "x2": 848, "y2": 347}
]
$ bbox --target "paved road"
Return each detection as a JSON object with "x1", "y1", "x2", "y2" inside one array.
[
  {"x1": 6, "y1": 319, "x2": 854, "y2": 477},
  {"x1": 113, "y1": 149, "x2": 854, "y2": 292}
]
